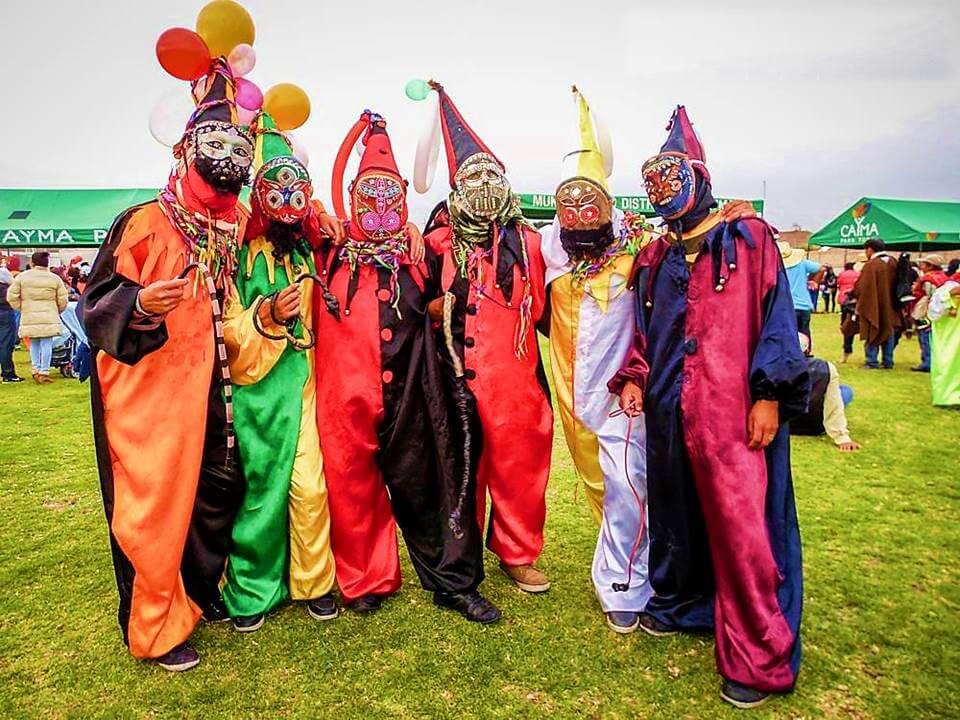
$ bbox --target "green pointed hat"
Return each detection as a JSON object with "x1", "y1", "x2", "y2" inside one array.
[{"x1": 252, "y1": 111, "x2": 312, "y2": 222}]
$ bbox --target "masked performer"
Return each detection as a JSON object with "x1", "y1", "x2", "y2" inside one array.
[
  {"x1": 415, "y1": 82, "x2": 553, "y2": 593},
  {"x1": 220, "y1": 107, "x2": 344, "y2": 632},
  {"x1": 81, "y1": 58, "x2": 252, "y2": 671},
  {"x1": 313, "y1": 111, "x2": 498, "y2": 623},
  {"x1": 610, "y1": 107, "x2": 808, "y2": 708},
  {"x1": 542, "y1": 88, "x2": 654, "y2": 633}
]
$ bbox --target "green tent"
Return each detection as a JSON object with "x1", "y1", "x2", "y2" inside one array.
[
  {"x1": 809, "y1": 197, "x2": 960, "y2": 250},
  {"x1": 517, "y1": 193, "x2": 764, "y2": 221},
  {"x1": 0, "y1": 188, "x2": 159, "y2": 248}
]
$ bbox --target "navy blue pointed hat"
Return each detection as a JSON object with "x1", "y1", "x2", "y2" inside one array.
[
  {"x1": 659, "y1": 105, "x2": 710, "y2": 183},
  {"x1": 429, "y1": 80, "x2": 505, "y2": 187}
]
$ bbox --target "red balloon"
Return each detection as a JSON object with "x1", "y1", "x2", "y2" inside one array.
[{"x1": 156, "y1": 28, "x2": 211, "y2": 81}]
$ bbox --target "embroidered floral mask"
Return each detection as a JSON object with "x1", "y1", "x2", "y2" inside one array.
[
  {"x1": 351, "y1": 171, "x2": 408, "y2": 242},
  {"x1": 556, "y1": 177, "x2": 613, "y2": 231}
]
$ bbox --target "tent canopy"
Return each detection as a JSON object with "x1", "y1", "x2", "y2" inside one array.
[
  {"x1": 518, "y1": 193, "x2": 764, "y2": 221},
  {"x1": 0, "y1": 188, "x2": 158, "y2": 247},
  {"x1": 809, "y1": 197, "x2": 960, "y2": 250}
]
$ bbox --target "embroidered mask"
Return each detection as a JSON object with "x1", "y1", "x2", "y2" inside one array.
[
  {"x1": 255, "y1": 157, "x2": 313, "y2": 224},
  {"x1": 642, "y1": 152, "x2": 697, "y2": 220},
  {"x1": 190, "y1": 121, "x2": 254, "y2": 195},
  {"x1": 351, "y1": 171, "x2": 408, "y2": 242},
  {"x1": 453, "y1": 152, "x2": 511, "y2": 221},
  {"x1": 556, "y1": 177, "x2": 613, "y2": 231}
]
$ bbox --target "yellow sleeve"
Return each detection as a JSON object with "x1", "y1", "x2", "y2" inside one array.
[{"x1": 222, "y1": 283, "x2": 287, "y2": 386}]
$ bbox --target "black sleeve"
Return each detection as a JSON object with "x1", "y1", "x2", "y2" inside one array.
[
  {"x1": 79, "y1": 206, "x2": 169, "y2": 365},
  {"x1": 536, "y1": 286, "x2": 551, "y2": 338}
]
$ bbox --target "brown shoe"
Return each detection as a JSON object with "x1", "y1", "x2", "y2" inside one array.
[
  {"x1": 499, "y1": 562, "x2": 550, "y2": 593},
  {"x1": 32, "y1": 373, "x2": 42, "y2": 384},
  {"x1": 39, "y1": 374, "x2": 54, "y2": 384}
]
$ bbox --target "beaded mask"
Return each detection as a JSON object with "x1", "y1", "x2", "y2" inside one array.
[
  {"x1": 453, "y1": 152, "x2": 511, "y2": 221},
  {"x1": 255, "y1": 157, "x2": 312, "y2": 224},
  {"x1": 351, "y1": 171, "x2": 408, "y2": 242},
  {"x1": 188, "y1": 120, "x2": 254, "y2": 195},
  {"x1": 642, "y1": 151, "x2": 697, "y2": 220}
]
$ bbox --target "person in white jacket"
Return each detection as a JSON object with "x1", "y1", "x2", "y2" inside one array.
[{"x1": 6, "y1": 251, "x2": 68, "y2": 383}]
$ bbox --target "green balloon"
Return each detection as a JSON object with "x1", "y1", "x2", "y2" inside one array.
[{"x1": 404, "y1": 79, "x2": 430, "y2": 101}]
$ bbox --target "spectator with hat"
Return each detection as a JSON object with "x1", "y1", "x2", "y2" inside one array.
[
  {"x1": 911, "y1": 254, "x2": 949, "y2": 372},
  {"x1": 778, "y1": 240, "x2": 820, "y2": 339}
]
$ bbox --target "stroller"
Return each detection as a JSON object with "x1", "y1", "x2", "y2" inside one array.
[{"x1": 52, "y1": 301, "x2": 90, "y2": 380}]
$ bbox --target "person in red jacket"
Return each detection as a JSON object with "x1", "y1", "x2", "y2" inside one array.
[{"x1": 413, "y1": 82, "x2": 553, "y2": 593}]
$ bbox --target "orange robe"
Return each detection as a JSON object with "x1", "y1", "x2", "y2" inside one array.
[{"x1": 83, "y1": 201, "x2": 247, "y2": 658}]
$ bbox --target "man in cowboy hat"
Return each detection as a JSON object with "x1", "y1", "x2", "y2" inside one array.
[
  {"x1": 778, "y1": 240, "x2": 820, "y2": 341},
  {"x1": 911, "y1": 253, "x2": 949, "y2": 372}
]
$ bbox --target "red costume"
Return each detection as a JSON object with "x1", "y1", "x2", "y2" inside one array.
[
  {"x1": 314, "y1": 112, "x2": 485, "y2": 607},
  {"x1": 418, "y1": 84, "x2": 552, "y2": 568}
]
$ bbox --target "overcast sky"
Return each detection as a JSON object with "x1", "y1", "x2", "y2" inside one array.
[{"x1": 3, "y1": 0, "x2": 958, "y2": 230}]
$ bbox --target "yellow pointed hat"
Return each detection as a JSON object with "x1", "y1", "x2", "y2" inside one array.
[{"x1": 557, "y1": 86, "x2": 614, "y2": 230}]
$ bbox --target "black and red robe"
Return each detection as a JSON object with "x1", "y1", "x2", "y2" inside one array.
[{"x1": 312, "y1": 242, "x2": 483, "y2": 602}]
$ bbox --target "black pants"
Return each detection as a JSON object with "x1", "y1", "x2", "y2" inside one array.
[
  {"x1": 826, "y1": 290, "x2": 837, "y2": 313},
  {"x1": 795, "y1": 310, "x2": 811, "y2": 340},
  {"x1": 0, "y1": 314, "x2": 16, "y2": 378},
  {"x1": 376, "y1": 331, "x2": 485, "y2": 595},
  {"x1": 181, "y1": 379, "x2": 246, "y2": 612}
]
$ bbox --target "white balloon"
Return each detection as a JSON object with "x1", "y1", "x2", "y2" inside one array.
[
  {"x1": 148, "y1": 86, "x2": 195, "y2": 147},
  {"x1": 288, "y1": 132, "x2": 309, "y2": 167},
  {"x1": 593, "y1": 107, "x2": 614, "y2": 178},
  {"x1": 227, "y1": 44, "x2": 256, "y2": 78},
  {"x1": 237, "y1": 105, "x2": 258, "y2": 126},
  {"x1": 413, "y1": 98, "x2": 441, "y2": 194}
]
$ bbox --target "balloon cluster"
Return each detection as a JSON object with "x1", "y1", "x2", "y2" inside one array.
[{"x1": 150, "y1": 0, "x2": 312, "y2": 162}]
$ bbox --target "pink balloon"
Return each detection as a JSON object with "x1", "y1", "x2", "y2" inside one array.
[
  {"x1": 236, "y1": 78, "x2": 263, "y2": 111},
  {"x1": 237, "y1": 105, "x2": 258, "y2": 126},
  {"x1": 227, "y1": 43, "x2": 256, "y2": 77}
]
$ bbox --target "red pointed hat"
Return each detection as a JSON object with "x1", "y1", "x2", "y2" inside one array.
[
  {"x1": 430, "y1": 81, "x2": 505, "y2": 187},
  {"x1": 331, "y1": 110, "x2": 404, "y2": 220},
  {"x1": 331, "y1": 111, "x2": 408, "y2": 242},
  {"x1": 359, "y1": 114, "x2": 402, "y2": 178},
  {"x1": 659, "y1": 105, "x2": 710, "y2": 183}
]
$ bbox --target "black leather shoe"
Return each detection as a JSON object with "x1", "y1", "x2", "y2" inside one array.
[
  {"x1": 202, "y1": 598, "x2": 230, "y2": 624},
  {"x1": 233, "y1": 614, "x2": 265, "y2": 633},
  {"x1": 637, "y1": 612, "x2": 677, "y2": 637},
  {"x1": 154, "y1": 642, "x2": 199, "y2": 672},
  {"x1": 433, "y1": 591, "x2": 502, "y2": 624},
  {"x1": 720, "y1": 679, "x2": 770, "y2": 709},
  {"x1": 307, "y1": 593, "x2": 339, "y2": 621},
  {"x1": 346, "y1": 594, "x2": 383, "y2": 614}
]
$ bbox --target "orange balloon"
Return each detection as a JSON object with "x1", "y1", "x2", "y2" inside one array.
[
  {"x1": 156, "y1": 28, "x2": 210, "y2": 81},
  {"x1": 195, "y1": 0, "x2": 255, "y2": 58},
  {"x1": 263, "y1": 84, "x2": 311, "y2": 131}
]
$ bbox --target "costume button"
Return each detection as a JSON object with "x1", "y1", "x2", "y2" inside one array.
[
  {"x1": 377, "y1": 288, "x2": 391, "y2": 302},
  {"x1": 464, "y1": 369, "x2": 476, "y2": 380},
  {"x1": 382, "y1": 370, "x2": 394, "y2": 384},
  {"x1": 380, "y1": 328, "x2": 393, "y2": 342},
  {"x1": 684, "y1": 338, "x2": 698, "y2": 355},
  {"x1": 466, "y1": 304, "x2": 478, "y2": 315},
  {"x1": 464, "y1": 337, "x2": 475, "y2": 348}
]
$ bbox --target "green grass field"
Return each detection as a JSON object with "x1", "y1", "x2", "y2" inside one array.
[{"x1": 1, "y1": 313, "x2": 958, "y2": 719}]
